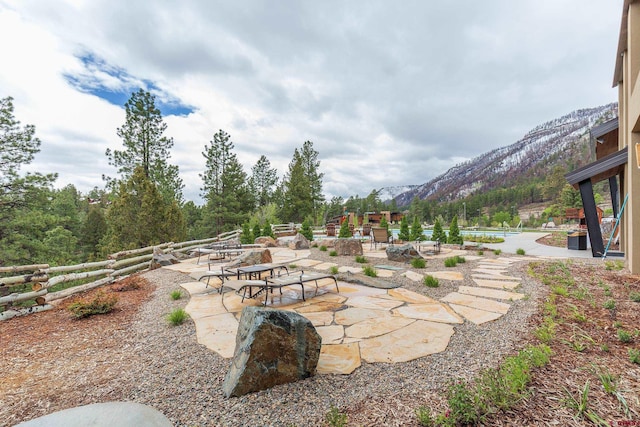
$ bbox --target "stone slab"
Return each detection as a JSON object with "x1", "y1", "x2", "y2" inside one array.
[
  {"x1": 314, "y1": 262, "x2": 339, "y2": 270},
  {"x1": 300, "y1": 311, "x2": 334, "y2": 326},
  {"x1": 402, "y1": 270, "x2": 424, "y2": 282},
  {"x1": 472, "y1": 274, "x2": 521, "y2": 281},
  {"x1": 334, "y1": 283, "x2": 388, "y2": 298},
  {"x1": 338, "y1": 266, "x2": 363, "y2": 274},
  {"x1": 194, "y1": 312, "x2": 238, "y2": 358},
  {"x1": 315, "y1": 325, "x2": 345, "y2": 344},
  {"x1": 359, "y1": 320, "x2": 455, "y2": 363},
  {"x1": 334, "y1": 307, "x2": 392, "y2": 326},
  {"x1": 375, "y1": 269, "x2": 394, "y2": 278},
  {"x1": 472, "y1": 278, "x2": 520, "y2": 290},
  {"x1": 388, "y1": 287, "x2": 436, "y2": 304},
  {"x1": 180, "y1": 281, "x2": 213, "y2": 295},
  {"x1": 448, "y1": 303, "x2": 504, "y2": 325},
  {"x1": 457, "y1": 285, "x2": 524, "y2": 301},
  {"x1": 317, "y1": 343, "x2": 361, "y2": 375},
  {"x1": 374, "y1": 265, "x2": 405, "y2": 270},
  {"x1": 345, "y1": 316, "x2": 414, "y2": 339},
  {"x1": 430, "y1": 271, "x2": 464, "y2": 281},
  {"x1": 294, "y1": 259, "x2": 324, "y2": 267},
  {"x1": 14, "y1": 402, "x2": 172, "y2": 427},
  {"x1": 185, "y1": 294, "x2": 228, "y2": 319},
  {"x1": 346, "y1": 295, "x2": 405, "y2": 311},
  {"x1": 393, "y1": 303, "x2": 463, "y2": 324},
  {"x1": 441, "y1": 292, "x2": 511, "y2": 314},
  {"x1": 473, "y1": 268, "x2": 509, "y2": 276}
]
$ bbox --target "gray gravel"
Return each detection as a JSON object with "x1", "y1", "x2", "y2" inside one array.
[{"x1": 118, "y1": 248, "x2": 546, "y2": 426}]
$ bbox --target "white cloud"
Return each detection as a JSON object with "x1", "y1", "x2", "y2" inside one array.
[{"x1": 0, "y1": 0, "x2": 622, "y2": 204}]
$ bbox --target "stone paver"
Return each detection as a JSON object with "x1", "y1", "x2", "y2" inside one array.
[
  {"x1": 293, "y1": 259, "x2": 324, "y2": 267},
  {"x1": 430, "y1": 271, "x2": 464, "y2": 281},
  {"x1": 334, "y1": 307, "x2": 392, "y2": 325},
  {"x1": 473, "y1": 268, "x2": 509, "y2": 276},
  {"x1": 448, "y1": 303, "x2": 504, "y2": 325},
  {"x1": 313, "y1": 262, "x2": 339, "y2": 270},
  {"x1": 441, "y1": 292, "x2": 511, "y2": 314},
  {"x1": 472, "y1": 278, "x2": 520, "y2": 290},
  {"x1": 193, "y1": 313, "x2": 238, "y2": 358},
  {"x1": 346, "y1": 295, "x2": 405, "y2": 311},
  {"x1": 457, "y1": 285, "x2": 524, "y2": 301},
  {"x1": 315, "y1": 325, "x2": 345, "y2": 344},
  {"x1": 388, "y1": 288, "x2": 436, "y2": 304},
  {"x1": 393, "y1": 303, "x2": 464, "y2": 324},
  {"x1": 345, "y1": 316, "x2": 414, "y2": 339},
  {"x1": 402, "y1": 270, "x2": 424, "y2": 282},
  {"x1": 472, "y1": 273, "x2": 521, "y2": 281},
  {"x1": 317, "y1": 343, "x2": 361, "y2": 374}
]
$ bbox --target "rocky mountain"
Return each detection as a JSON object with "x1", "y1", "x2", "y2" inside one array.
[
  {"x1": 391, "y1": 103, "x2": 618, "y2": 207},
  {"x1": 376, "y1": 185, "x2": 419, "y2": 203}
]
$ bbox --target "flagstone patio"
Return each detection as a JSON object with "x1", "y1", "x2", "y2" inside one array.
[{"x1": 164, "y1": 245, "x2": 527, "y2": 375}]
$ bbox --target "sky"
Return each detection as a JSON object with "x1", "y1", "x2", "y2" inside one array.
[{"x1": 0, "y1": 0, "x2": 623, "y2": 205}]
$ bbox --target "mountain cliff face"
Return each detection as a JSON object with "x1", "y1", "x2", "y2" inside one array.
[{"x1": 390, "y1": 103, "x2": 617, "y2": 207}]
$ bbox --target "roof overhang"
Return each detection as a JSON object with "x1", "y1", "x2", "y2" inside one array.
[
  {"x1": 565, "y1": 146, "x2": 628, "y2": 189},
  {"x1": 613, "y1": 0, "x2": 637, "y2": 87},
  {"x1": 591, "y1": 117, "x2": 619, "y2": 141}
]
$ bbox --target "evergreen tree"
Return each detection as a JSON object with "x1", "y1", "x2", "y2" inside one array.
[
  {"x1": 300, "y1": 218, "x2": 314, "y2": 241},
  {"x1": 448, "y1": 215, "x2": 463, "y2": 245},
  {"x1": 241, "y1": 223, "x2": 253, "y2": 244},
  {"x1": 82, "y1": 205, "x2": 107, "y2": 259},
  {"x1": 398, "y1": 216, "x2": 410, "y2": 241},
  {"x1": 338, "y1": 218, "x2": 351, "y2": 238},
  {"x1": 262, "y1": 220, "x2": 275, "y2": 239},
  {"x1": 200, "y1": 130, "x2": 253, "y2": 236},
  {"x1": 182, "y1": 201, "x2": 206, "y2": 240},
  {"x1": 105, "y1": 89, "x2": 184, "y2": 204},
  {"x1": 249, "y1": 155, "x2": 278, "y2": 208},
  {"x1": 431, "y1": 219, "x2": 447, "y2": 243},
  {"x1": 101, "y1": 166, "x2": 185, "y2": 254},
  {"x1": 252, "y1": 223, "x2": 262, "y2": 239},
  {"x1": 380, "y1": 216, "x2": 390, "y2": 237},
  {"x1": 410, "y1": 216, "x2": 424, "y2": 241},
  {"x1": 280, "y1": 150, "x2": 312, "y2": 222},
  {"x1": 299, "y1": 141, "x2": 325, "y2": 221}
]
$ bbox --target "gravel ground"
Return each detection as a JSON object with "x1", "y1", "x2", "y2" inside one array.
[{"x1": 104, "y1": 246, "x2": 552, "y2": 427}]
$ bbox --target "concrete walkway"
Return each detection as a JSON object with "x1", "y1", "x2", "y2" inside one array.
[{"x1": 481, "y1": 231, "x2": 595, "y2": 259}]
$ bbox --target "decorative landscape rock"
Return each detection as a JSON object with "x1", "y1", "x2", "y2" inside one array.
[
  {"x1": 227, "y1": 249, "x2": 272, "y2": 267},
  {"x1": 222, "y1": 306, "x2": 322, "y2": 397},
  {"x1": 334, "y1": 238, "x2": 363, "y2": 256},
  {"x1": 254, "y1": 236, "x2": 277, "y2": 247},
  {"x1": 288, "y1": 233, "x2": 310, "y2": 250},
  {"x1": 149, "y1": 247, "x2": 179, "y2": 269},
  {"x1": 386, "y1": 244, "x2": 422, "y2": 263}
]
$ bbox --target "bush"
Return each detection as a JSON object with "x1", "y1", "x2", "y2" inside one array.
[
  {"x1": 170, "y1": 289, "x2": 182, "y2": 300},
  {"x1": 329, "y1": 250, "x2": 338, "y2": 257},
  {"x1": 300, "y1": 218, "x2": 314, "y2": 241},
  {"x1": 603, "y1": 299, "x2": 615, "y2": 310},
  {"x1": 618, "y1": 329, "x2": 632, "y2": 343},
  {"x1": 444, "y1": 257, "x2": 458, "y2": 267},
  {"x1": 338, "y1": 219, "x2": 351, "y2": 238},
  {"x1": 455, "y1": 255, "x2": 466, "y2": 264},
  {"x1": 431, "y1": 219, "x2": 447, "y2": 243},
  {"x1": 319, "y1": 245, "x2": 327, "y2": 252},
  {"x1": 630, "y1": 292, "x2": 640, "y2": 302},
  {"x1": 68, "y1": 291, "x2": 118, "y2": 319},
  {"x1": 516, "y1": 248, "x2": 526, "y2": 255},
  {"x1": 447, "y1": 215, "x2": 463, "y2": 245},
  {"x1": 398, "y1": 216, "x2": 410, "y2": 241},
  {"x1": 411, "y1": 258, "x2": 426, "y2": 268},
  {"x1": 363, "y1": 265, "x2": 377, "y2": 277},
  {"x1": 330, "y1": 266, "x2": 339, "y2": 275},
  {"x1": 424, "y1": 275, "x2": 439, "y2": 288},
  {"x1": 493, "y1": 249, "x2": 502, "y2": 255},
  {"x1": 629, "y1": 348, "x2": 640, "y2": 364},
  {"x1": 355, "y1": 255, "x2": 367, "y2": 263},
  {"x1": 167, "y1": 308, "x2": 188, "y2": 326}
]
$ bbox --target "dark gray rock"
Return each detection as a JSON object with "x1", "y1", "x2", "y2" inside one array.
[
  {"x1": 386, "y1": 244, "x2": 423, "y2": 262},
  {"x1": 288, "y1": 233, "x2": 310, "y2": 250},
  {"x1": 223, "y1": 307, "x2": 321, "y2": 397},
  {"x1": 227, "y1": 249, "x2": 273, "y2": 267}
]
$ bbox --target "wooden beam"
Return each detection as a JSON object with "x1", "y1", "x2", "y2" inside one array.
[{"x1": 578, "y1": 179, "x2": 605, "y2": 257}]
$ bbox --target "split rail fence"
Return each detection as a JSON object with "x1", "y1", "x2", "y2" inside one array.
[{"x1": 0, "y1": 230, "x2": 241, "y2": 321}]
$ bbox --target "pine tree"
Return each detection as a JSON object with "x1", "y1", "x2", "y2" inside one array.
[
  {"x1": 82, "y1": 205, "x2": 107, "y2": 258},
  {"x1": 252, "y1": 223, "x2": 262, "y2": 239},
  {"x1": 249, "y1": 155, "x2": 278, "y2": 208},
  {"x1": 105, "y1": 89, "x2": 184, "y2": 203},
  {"x1": 431, "y1": 219, "x2": 447, "y2": 243},
  {"x1": 300, "y1": 218, "x2": 314, "y2": 241},
  {"x1": 241, "y1": 223, "x2": 253, "y2": 244},
  {"x1": 200, "y1": 130, "x2": 253, "y2": 236},
  {"x1": 338, "y1": 218, "x2": 351, "y2": 238},
  {"x1": 398, "y1": 216, "x2": 410, "y2": 241},
  {"x1": 380, "y1": 216, "x2": 390, "y2": 237},
  {"x1": 262, "y1": 220, "x2": 275, "y2": 238},
  {"x1": 448, "y1": 215, "x2": 463, "y2": 245},
  {"x1": 410, "y1": 216, "x2": 424, "y2": 241},
  {"x1": 280, "y1": 150, "x2": 312, "y2": 222}
]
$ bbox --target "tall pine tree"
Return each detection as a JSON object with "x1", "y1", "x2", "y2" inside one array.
[{"x1": 105, "y1": 89, "x2": 184, "y2": 204}]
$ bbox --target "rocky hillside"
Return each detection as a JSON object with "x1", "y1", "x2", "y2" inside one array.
[{"x1": 389, "y1": 103, "x2": 617, "y2": 207}]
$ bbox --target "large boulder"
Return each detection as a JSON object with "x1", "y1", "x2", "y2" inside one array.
[
  {"x1": 222, "y1": 307, "x2": 321, "y2": 397},
  {"x1": 334, "y1": 238, "x2": 363, "y2": 256},
  {"x1": 149, "y1": 247, "x2": 179, "y2": 270},
  {"x1": 386, "y1": 244, "x2": 422, "y2": 262},
  {"x1": 288, "y1": 233, "x2": 310, "y2": 250},
  {"x1": 227, "y1": 249, "x2": 272, "y2": 267},
  {"x1": 254, "y1": 236, "x2": 277, "y2": 247}
]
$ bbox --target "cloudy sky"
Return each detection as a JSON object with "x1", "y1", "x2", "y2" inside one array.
[{"x1": 0, "y1": 0, "x2": 623, "y2": 204}]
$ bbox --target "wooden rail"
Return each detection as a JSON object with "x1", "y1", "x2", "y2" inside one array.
[{"x1": 0, "y1": 229, "x2": 242, "y2": 321}]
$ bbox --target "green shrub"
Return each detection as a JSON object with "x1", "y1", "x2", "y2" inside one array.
[
  {"x1": 629, "y1": 292, "x2": 640, "y2": 302},
  {"x1": 605, "y1": 260, "x2": 624, "y2": 271},
  {"x1": 603, "y1": 299, "x2": 616, "y2": 310},
  {"x1": 516, "y1": 248, "x2": 526, "y2": 255},
  {"x1": 415, "y1": 406, "x2": 437, "y2": 427},
  {"x1": 170, "y1": 289, "x2": 182, "y2": 300},
  {"x1": 411, "y1": 258, "x2": 426, "y2": 268},
  {"x1": 68, "y1": 292, "x2": 118, "y2": 319},
  {"x1": 493, "y1": 249, "x2": 502, "y2": 255},
  {"x1": 329, "y1": 266, "x2": 339, "y2": 275},
  {"x1": 329, "y1": 250, "x2": 338, "y2": 257},
  {"x1": 629, "y1": 348, "x2": 640, "y2": 364},
  {"x1": 534, "y1": 317, "x2": 556, "y2": 343},
  {"x1": 167, "y1": 308, "x2": 188, "y2": 326},
  {"x1": 289, "y1": 264, "x2": 298, "y2": 269},
  {"x1": 300, "y1": 218, "x2": 314, "y2": 241},
  {"x1": 325, "y1": 406, "x2": 347, "y2": 427},
  {"x1": 355, "y1": 255, "x2": 367, "y2": 263},
  {"x1": 444, "y1": 257, "x2": 458, "y2": 267},
  {"x1": 455, "y1": 255, "x2": 466, "y2": 264},
  {"x1": 447, "y1": 215, "x2": 463, "y2": 245},
  {"x1": 618, "y1": 329, "x2": 633, "y2": 343},
  {"x1": 477, "y1": 250, "x2": 484, "y2": 256},
  {"x1": 319, "y1": 245, "x2": 327, "y2": 252},
  {"x1": 424, "y1": 275, "x2": 439, "y2": 288},
  {"x1": 363, "y1": 265, "x2": 377, "y2": 277}
]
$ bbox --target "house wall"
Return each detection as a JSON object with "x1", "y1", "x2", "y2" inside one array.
[{"x1": 619, "y1": 1, "x2": 640, "y2": 273}]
